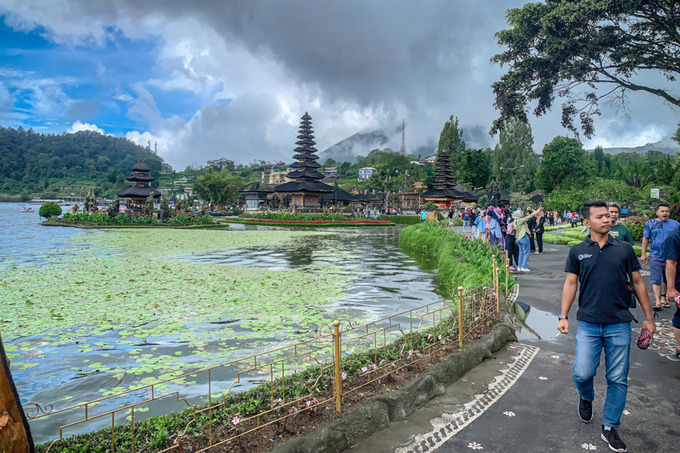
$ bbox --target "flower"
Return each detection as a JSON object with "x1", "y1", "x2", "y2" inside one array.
[
  {"x1": 428, "y1": 333, "x2": 433, "y2": 340},
  {"x1": 408, "y1": 349, "x2": 414, "y2": 356},
  {"x1": 232, "y1": 415, "x2": 240, "y2": 425},
  {"x1": 361, "y1": 366, "x2": 368, "y2": 373},
  {"x1": 438, "y1": 334, "x2": 443, "y2": 341},
  {"x1": 341, "y1": 372, "x2": 347, "y2": 380}
]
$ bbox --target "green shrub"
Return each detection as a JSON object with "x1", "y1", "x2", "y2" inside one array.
[
  {"x1": 39, "y1": 201, "x2": 62, "y2": 219},
  {"x1": 246, "y1": 212, "x2": 348, "y2": 221},
  {"x1": 623, "y1": 220, "x2": 645, "y2": 241},
  {"x1": 561, "y1": 229, "x2": 588, "y2": 240},
  {"x1": 542, "y1": 233, "x2": 572, "y2": 245},
  {"x1": 380, "y1": 215, "x2": 420, "y2": 224},
  {"x1": 399, "y1": 223, "x2": 513, "y2": 297}
]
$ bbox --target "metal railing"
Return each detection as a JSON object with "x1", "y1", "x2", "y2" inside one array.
[{"x1": 23, "y1": 254, "x2": 510, "y2": 452}]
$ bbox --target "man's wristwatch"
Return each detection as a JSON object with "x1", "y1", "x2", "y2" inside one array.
[{"x1": 558, "y1": 315, "x2": 568, "y2": 321}]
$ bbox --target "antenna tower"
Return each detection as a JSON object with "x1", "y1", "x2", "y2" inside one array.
[{"x1": 400, "y1": 119, "x2": 406, "y2": 155}]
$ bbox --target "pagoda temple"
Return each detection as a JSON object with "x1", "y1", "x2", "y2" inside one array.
[
  {"x1": 420, "y1": 151, "x2": 466, "y2": 207},
  {"x1": 275, "y1": 113, "x2": 335, "y2": 210},
  {"x1": 117, "y1": 159, "x2": 161, "y2": 210}
]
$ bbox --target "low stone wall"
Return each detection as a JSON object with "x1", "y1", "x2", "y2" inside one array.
[{"x1": 272, "y1": 324, "x2": 516, "y2": 453}]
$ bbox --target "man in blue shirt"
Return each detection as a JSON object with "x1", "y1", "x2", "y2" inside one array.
[
  {"x1": 663, "y1": 229, "x2": 680, "y2": 359},
  {"x1": 641, "y1": 203, "x2": 680, "y2": 310},
  {"x1": 559, "y1": 201, "x2": 655, "y2": 453}
]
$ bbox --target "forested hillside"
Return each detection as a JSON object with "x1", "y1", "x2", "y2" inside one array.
[{"x1": 0, "y1": 126, "x2": 170, "y2": 196}]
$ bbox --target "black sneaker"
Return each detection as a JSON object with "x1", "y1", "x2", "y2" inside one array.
[
  {"x1": 601, "y1": 426, "x2": 627, "y2": 452},
  {"x1": 578, "y1": 397, "x2": 593, "y2": 423}
]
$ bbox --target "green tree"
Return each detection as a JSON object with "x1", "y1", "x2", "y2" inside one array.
[
  {"x1": 654, "y1": 156, "x2": 675, "y2": 183},
  {"x1": 192, "y1": 169, "x2": 244, "y2": 209},
  {"x1": 491, "y1": 1, "x2": 680, "y2": 141},
  {"x1": 159, "y1": 194, "x2": 170, "y2": 220},
  {"x1": 39, "y1": 201, "x2": 62, "y2": 219},
  {"x1": 144, "y1": 194, "x2": 155, "y2": 215},
  {"x1": 458, "y1": 148, "x2": 491, "y2": 189},
  {"x1": 622, "y1": 162, "x2": 654, "y2": 188},
  {"x1": 491, "y1": 118, "x2": 538, "y2": 192},
  {"x1": 437, "y1": 116, "x2": 466, "y2": 178},
  {"x1": 535, "y1": 137, "x2": 593, "y2": 192},
  {"x1": 543, "y1": 188, "x2": 584, "y2": 212},
  {"x1": 591, "y1": 146, "x2": 614, "y2": 178}
]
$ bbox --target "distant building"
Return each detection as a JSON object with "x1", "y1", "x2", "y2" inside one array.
[
  {"x1": 358, "y1": 167, "x2": 379, "y2": 181},
  {"x1": 274, "y1": 112, "x2": 335, "y2": 209},
  {"x1": 324, "y1": 167, "x2": 338, "y2": 178},
  {"x1": 117, "y1": 159, "x2": 161, "y2": 210},
  {"x1": 269, "y1": 168, "x2": 291, "y2": 185}
]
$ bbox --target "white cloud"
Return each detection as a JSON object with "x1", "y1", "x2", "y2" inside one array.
[
  {"x1": 0, "y1": 82, "x2": 14, "y2": 111},
  {"x1": 1, "y1": 0, "x2": 679, "y2": 169},
  {"x1": 67, "y1": 120, "x2": 105, "y2": 134}
]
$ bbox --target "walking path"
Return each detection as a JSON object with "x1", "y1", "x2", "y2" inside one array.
[{"x1": 353, "y1": 239, "x2": 679, "y2": 452}]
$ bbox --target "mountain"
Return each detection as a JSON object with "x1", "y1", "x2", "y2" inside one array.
[
  {"x1": 0, "y1": 126, "x2": 170, "y2": 195},
  {"x1": 594, "y1": 137, "x2": 680, "y2": 155},
  {"x1": 317, "y1": 130, "x2": 391, "y2": 163}
]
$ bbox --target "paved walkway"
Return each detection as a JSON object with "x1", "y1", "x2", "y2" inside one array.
[{"x1": 353, "y1": 241, "x2": 679, "y2": 452}]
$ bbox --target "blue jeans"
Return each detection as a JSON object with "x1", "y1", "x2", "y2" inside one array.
[
  {"x1": 573, "y1": 321, "x2": 631, "y2": 428},
  {"x1": 517, "y1": 235, "x2": 530, "y2": 269}
]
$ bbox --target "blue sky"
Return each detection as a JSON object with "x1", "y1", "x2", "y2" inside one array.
[{"x1": 0, "y1": 1, "x2": 677, "y2": 170}]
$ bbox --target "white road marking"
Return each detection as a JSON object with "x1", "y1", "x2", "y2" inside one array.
[{"x1": 395, "y1": 343, "x2": 539, "y2": 453}]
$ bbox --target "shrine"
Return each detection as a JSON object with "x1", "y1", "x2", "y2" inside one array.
[
  {"x1": 275, "y1": 113, "x2": 335, "y2": 210},
  {"x1": 117, "y1": 159, "x2": 161, "y2": 210},
  {"x1": 419, "y1": 151, "x2": 466, "y2": 207}
]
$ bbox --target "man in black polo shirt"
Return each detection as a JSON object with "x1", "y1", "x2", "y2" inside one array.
[{"x1": 558, "y1": 201, "x2": 655, "y2": 453}]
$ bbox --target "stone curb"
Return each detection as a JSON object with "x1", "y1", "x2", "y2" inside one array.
[{"x1": 272, "y1": 324, "x2": 517, "y2": 453}]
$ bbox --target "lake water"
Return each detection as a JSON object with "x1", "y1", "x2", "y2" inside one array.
[{"x1": 0, "y1": 203, "x2": 443, "y2": 442}]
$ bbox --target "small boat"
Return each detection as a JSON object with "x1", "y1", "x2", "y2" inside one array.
[{"x1": 20, "y1": 207, "x2": 34, "y2": 213}]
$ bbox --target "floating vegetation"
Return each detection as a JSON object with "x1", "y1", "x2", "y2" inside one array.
[{"x1": 4, "y1": 228, "x2": 353, "y2": 399}]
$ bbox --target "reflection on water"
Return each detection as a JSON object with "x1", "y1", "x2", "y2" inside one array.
[
  {"x1": 185, "y1": 228, "x2": 438, "y2": 317},
  {"x1": 0, "y1": 204, "x2": 443, "y2": 442}
]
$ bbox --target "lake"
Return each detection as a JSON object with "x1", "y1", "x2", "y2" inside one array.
[{"x1": 0, "y1": 202, "x2": 443, "y2": 442}]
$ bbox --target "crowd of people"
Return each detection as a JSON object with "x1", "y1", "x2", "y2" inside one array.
[{"x1": 435, "y1": 200, "x2": 680, "y2": 453}]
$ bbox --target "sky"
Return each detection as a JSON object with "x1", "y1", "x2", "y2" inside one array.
[{"x1": 0, "y1": 0, "x2": 678, "y2": 171}]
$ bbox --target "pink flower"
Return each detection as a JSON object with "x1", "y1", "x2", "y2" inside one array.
[
  {"x1": 438, "y1": 334, "x2": 443, "y2": 341},
  {"x1": 341, "y1": 372, "x2": 347, "y2": 380},
  {"x1": 408, "y1": 349, "x2": 414, "y2": 356},
  {"x1": 232, "y1": 416, "x2": 240, "y2": 425},
  {"x1": 428, "y1": 333, "x2": 433, "y2": 340},
  {"x1": 361, "y1": 366, "x2": 368, "y2": 373}
]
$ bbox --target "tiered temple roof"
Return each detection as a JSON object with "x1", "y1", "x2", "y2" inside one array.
[
  {"x1": 117, "y1": 159, "x2": 161, "y2": 205},
  {"x1": 420, "y1": 151, "x2": 466, "y2": 203},
  {"x1": 276, "y1": 113, "x2": 334, "y2": 194},
  {"x1": 275, "y1": 113, "x2": 336, "y2": 209}
]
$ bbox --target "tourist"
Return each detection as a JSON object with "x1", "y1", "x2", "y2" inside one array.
[
  {"x1": 487, "y1": 207, "x2": 502, "y2": 246},
  {"x1": 607, "y1": 202, "x2": 634, "y2": 246},
  {"x1": 527, "y1": 208, "x2": 537, "y2": 252},
  {"x1": 558, "y1": 201, "x2": 655, "y2": 453},
  {"x1": 475, "y1": 211, "x2": 486, "y2": 239},
  {"x1": 448, "y1": 207, "x2": 454, "y2": 227},
  {"x1": 420, "y1": 209, "x2": 427, "y2": 222},
  {"x1": 641, "y1": 203, "x2": 680, "y2": 310},
  {"x1": 462, "y1": 209, "x2": 471, "y2": 231},
  {"x1": 663, "y1": 228, "x2": 680, "y2": 359},
  {"x1": 513, "y1": 207, "x2": 542, "y2": 272},
  {"x1": 534, "y1": 209, "x2": 546, "y2": 254},
  {"x1": 505, "y1": 215, "x2": 519, "y2": 271}
]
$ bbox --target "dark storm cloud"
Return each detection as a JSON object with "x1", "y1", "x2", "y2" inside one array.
[{"x1": 3, "y1": 0, "x2": 678, "y2": 168}]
